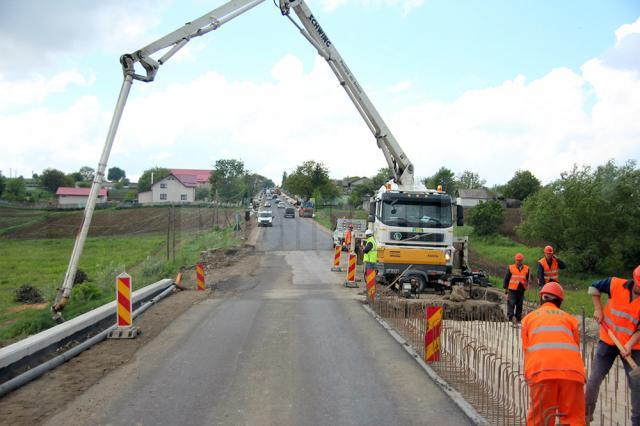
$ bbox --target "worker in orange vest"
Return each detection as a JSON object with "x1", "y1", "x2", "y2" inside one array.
[
  {"x1": 343, "y1": 224, "x2": 353, "y2": 252},
  {"x1": 522, "y1": 282, "x2": 586, "y2": 426},
  {"x1": 537, "y1": 245, "x2": 566, "y2": 286},
  {"x1": 585, "y1": 265, "x2": 640, "y2": 425},
  {"x1": 503, "y1": 252, "x2": 530, "y2": 325}
]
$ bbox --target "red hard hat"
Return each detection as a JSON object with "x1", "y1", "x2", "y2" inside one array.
[
  {"x1": 544, "y1": 245, "x2": 554, "y2": 254},
  {"x1": 540, "y1": 281, "x2": 564, "y2": 301},
  {"x1": 634, "y1": 265, "x2": 640, "y2": 286},
  {"x1": 515, "y1": 253, "x2": 524, "y2": 261},
  {"x1": 348, "y1": 224, "x2": 354, "y2": 228}
]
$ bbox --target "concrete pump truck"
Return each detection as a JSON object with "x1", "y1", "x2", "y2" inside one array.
[{"x1": 52, "y1": 0, "x2": 484, "y2": 319}]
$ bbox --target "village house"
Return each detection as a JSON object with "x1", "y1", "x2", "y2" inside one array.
[{"x1": 56, "y1": 187, "x2": 108, "y2": 208}]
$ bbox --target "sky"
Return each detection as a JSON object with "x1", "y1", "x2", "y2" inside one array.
[{"x1": 0, "y1": 0, "x2": 639, "y2": 186}]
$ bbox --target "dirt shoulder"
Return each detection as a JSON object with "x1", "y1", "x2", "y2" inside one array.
[{"x1": 0, "y1": 240, "x2": 260, "y2": 425}]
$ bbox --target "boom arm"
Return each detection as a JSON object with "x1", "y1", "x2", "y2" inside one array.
[{"x1": 279, "y1": 0, "x2": 414, "y2": 186}]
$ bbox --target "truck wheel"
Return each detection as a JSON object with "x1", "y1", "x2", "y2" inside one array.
[{"x1": 409, "y1": 275, "x2": 426, "y2": 293}]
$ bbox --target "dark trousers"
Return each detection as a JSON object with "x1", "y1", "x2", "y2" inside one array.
[
  {"x1": 586, "y1": 340, "x2": 640, "y2": 425},
  {"x1": 506, "y1": 289, "x2": 525, "y2": 322}
]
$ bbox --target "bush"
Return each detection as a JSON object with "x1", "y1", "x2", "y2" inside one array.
[
  {"x1": 14, "y1": 285, "x2": 45, "y2": 304},
  {"x1": 467, "y1": 201, "x2": 504, "y2": 236},
  {"x1": 70, "y1": 283, "x2": 103, "y2": 304},
  {"x1": 73, "y1": 268, "x2": 89, "y2": 284}
]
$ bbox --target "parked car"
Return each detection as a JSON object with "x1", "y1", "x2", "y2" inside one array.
[
  {"x1": 257, "y1": 210, "x2": 273, "y2": 227},
  {"x1": 284, "y1": 207, "x2": 295, "y2": 218}
]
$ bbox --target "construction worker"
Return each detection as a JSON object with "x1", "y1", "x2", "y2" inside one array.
[
  {"x1": 343, "y1": 224, "x2": 353, "y2": 252},
  {"x1": 585, "y1": 265, "x2": 640, "y2": 425},
  {"x1": 522, "y1": 282, "x2": 585, "y2": 425},
  {"x1": 362, "y1": 229, "x2": 377, "y2": 275},
  {"x1": 503, "y1": 252, "x2": 529, "y2": 325},
  {"x1": 537, "y1": 245, "x2": 566, "y2": 286}
]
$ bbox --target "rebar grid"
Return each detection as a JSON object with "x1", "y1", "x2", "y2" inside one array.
[{"x1": 369, "y1": 294, "x2": 631, "y2": 425}]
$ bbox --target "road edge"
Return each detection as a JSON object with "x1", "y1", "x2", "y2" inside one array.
[{"x1": 361, "y1": 304, "x2": 490, "y2": 426}]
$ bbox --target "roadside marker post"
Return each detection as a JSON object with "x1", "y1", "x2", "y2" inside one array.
[
  {"x1": 366, "y1": 266, "x2": 376, "y2": 301},
  {"x1": 196, "y1": 263, "x2": 206, "y2": 291},
  {"x1": 331, "y1": 245, "x2": 342, "y2": 272},
  {"x1": 424, "y1": 306, "x2": 442, "y2": 363},
  {"x1": 108, "y1": 272, "x2": 139, "y2": 339},
  {"x1": 344, "y1": 252, "x2": 358, "y2": 288}
]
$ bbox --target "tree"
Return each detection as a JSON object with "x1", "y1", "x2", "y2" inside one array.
[
  {"x1": 502, "y1": 170, "x2": 541, "y2": 200},
  {"x1": 518, "y1": 161, "x2": 640, "y2": 273},
  {"x1": 0, "y1": 172, "x2": 5, "y2": 198},
  {"x1": 281, "y1": 171, "x2": 287, "y2": 188},
  {"x1": 284, "y1": 160, "x2": 336, "y2": 201},
  {"x1": 68, "y1": 172, "x2": 83, "y2": 182},
  {"x1": 4, "y1": 177, "x2": 27, "y2": 201},
  {"x1": 467, "y1": 200, "x2": 504, "y2": 236},
  {"x1": 138, "y1": 167, "x2": 170, "y2": 193},
  {"x1": 40, "y1": 168, "x2": 73, "y2": 193},
  {"x1": 210, "y1": 159, "x2": 246, "y2": 201},
  {"x1": 107, "y1": 166, "x2": 126, "y2": 182},
  {"x1": 79, "y1": 166, "x2": 95, "y2": 181},
  {"x1": 372, "y1": 167, "x2": 393, "y2": 188},
  {"x1": 423, "y1": 167, "x2": 457, "y2": 194},
  {"x1": 457, "y1": 170, "x2": 486, "y2": 190}
]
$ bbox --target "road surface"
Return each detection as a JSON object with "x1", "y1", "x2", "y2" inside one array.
[{"x1": 47, "y1": 206, "x2": 471, "y2": 425}]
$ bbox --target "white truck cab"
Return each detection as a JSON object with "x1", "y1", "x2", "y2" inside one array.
[{"x1": 257, "y1": 210, "x2": 273, "y2": 227}]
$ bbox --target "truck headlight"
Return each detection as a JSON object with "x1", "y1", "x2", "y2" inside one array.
[{"x1": 445, "y1": 250, "x2": 451, "y2": 261}]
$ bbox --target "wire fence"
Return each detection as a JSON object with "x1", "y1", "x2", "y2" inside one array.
[{"x1": 368, "y1": 291, "x2": 631, "y2": 425}]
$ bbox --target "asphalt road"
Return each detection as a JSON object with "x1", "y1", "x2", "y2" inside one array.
[{"x1": 47, "y1": 205, "x2": 471, "y2": 426}]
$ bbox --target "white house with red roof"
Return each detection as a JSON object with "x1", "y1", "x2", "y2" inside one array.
[
  {"x1": 137, "y1": 173, "x2": 197, "y2": 204},
  {"x1": 56, "y1": 187, "x2": 108, "y2": 207}
]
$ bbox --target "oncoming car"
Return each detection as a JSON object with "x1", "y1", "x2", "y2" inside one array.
[{"x1": 257, "y1": 210, "x2": 273, "y2": 227}]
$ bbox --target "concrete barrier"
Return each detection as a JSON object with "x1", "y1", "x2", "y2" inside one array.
[{"x1": 0, "y1": 279, "x2": 173, "y2": 375}]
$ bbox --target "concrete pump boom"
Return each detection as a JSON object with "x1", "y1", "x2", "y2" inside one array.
[{"x1": 53, "y1": 0, "x2": 415, "y2": 319}]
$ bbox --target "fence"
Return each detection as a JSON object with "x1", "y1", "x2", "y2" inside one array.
[{"x1": 368, "y1": 291, "x2": 631, "y2": 425}]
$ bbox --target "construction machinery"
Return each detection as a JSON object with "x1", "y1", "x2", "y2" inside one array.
[{"x1": 53, "y1": 0, "x2": 484, "y2": 318}]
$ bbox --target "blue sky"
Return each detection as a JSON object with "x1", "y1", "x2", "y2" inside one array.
[{"x1": 1, "y1": 0, "x2": 639, "y2": 185}]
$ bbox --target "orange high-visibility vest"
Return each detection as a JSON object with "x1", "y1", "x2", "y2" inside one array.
[
  {"x1": 538, "y1": 257, "x2": 559, "y2": 283},
  {"x1": 522, "y1": 303, "x2": 585, "y2": 383},
  {"x1": 344, "y1": 229, "x2": 352, "y2": 246},
  {"x1": 508, "y1": 264, "x2": 529, "y2": 291},
  {"x1": 601, "y1": 277, "x2": 640, "y2": 350}
]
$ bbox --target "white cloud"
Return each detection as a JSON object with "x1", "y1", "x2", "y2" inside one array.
[
  {"x1": 386, "y1": 80, "x2": 413, "y2": 94},
  {"x1": 615, "y1": 16, "x2": 640, "y2": 43}
]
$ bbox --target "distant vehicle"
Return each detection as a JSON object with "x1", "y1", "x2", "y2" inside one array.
[
  {"x1": 284, "y1": 207, "x2": 295, "y2": 218},
  {"x1": 257, "y1": 210, "x2": 273, "y2": 227},
  {"x1": 299, "y1": 200, "x2": 314, "y2": 218},
  {"x1": 272, "y1": 194, "x2": 278, "y2": 200},
  {"x1": 277, "y1": 202, "x2": 285, "y2": 208},
  {"x1": 264, "y1": 202, "x2": 271, "y2": 207}
]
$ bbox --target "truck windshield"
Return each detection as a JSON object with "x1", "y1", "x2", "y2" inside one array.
[{"x1": 381, "y1": 200, "x2": 452, "y2": 228}]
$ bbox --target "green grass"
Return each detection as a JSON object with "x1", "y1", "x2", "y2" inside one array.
[{"x1": 0, "y1": 227, "x2": 240, "y2": 344}]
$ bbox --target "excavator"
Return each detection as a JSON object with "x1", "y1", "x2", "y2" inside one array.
[{"x1": 53, "y1": 0, "x2": 485, "y2": 320}]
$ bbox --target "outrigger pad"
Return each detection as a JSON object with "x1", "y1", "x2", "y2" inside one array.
[
  {"x1": 344, "y1": 281, "x2": 359, "y2": 288},
  {"x1": 108, "y1": 327, "x2": 140, "y2": 339}
]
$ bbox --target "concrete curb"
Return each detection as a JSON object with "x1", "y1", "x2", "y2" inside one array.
[
  {"x1": 362, "y1": 304, "x2": 490, "y2": 426},
  {"x1": 0, "y1": 279, "x2": 173, "y2": 372}
]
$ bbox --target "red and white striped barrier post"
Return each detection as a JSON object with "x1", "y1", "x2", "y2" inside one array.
[
  {"x1": 196, "y1": 263, "x2": 205, "y2": 291},
  {"x1": 344, "y1": 252, "x2": 358, "y2": 287},
  {"x1": 331, "y1": 245, "x2": 342, "y2": 272},
  {"x1": 424, "y1": 306, "x2": 442, "y2": 362},
  {"x1": 108, "y1": 272, "x2": 139, "y2": 339}
]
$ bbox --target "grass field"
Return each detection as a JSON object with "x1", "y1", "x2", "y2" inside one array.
[{"x1": 0, "y1": 207, "x2": 241, "y2": 345}]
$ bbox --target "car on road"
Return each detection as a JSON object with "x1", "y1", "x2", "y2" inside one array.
[
  {"x1": 264, "y1": 202, "x2": 271, "y2": 207},
  {"x1": 257, "y1": 210, "x2": 273, "y2": 227},
  {"x1": 277, "y1": 202, "x2": 285, "y2": 208},
  {"x1": 284, "y1": 207, "x2": 295, "y2": 218}
]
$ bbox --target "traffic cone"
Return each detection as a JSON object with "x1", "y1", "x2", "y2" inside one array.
[
  {"x1": 331, "y1": 244, "x2": 342, "y2": 272},
  {"x1": 365, "y1": 266, "x2": 376, "y2": 301}
]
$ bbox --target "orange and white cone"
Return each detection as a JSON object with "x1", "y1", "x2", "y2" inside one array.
[{"x1": 331, "y1": 244, "x2": 342, "y2": 272}]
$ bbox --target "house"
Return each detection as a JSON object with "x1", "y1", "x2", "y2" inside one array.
[
  {"x1": 137, "y1": 173, "x2": 197, "y2": 204},
  {"x1": 56, "y1": 187, "x2": 108, "y2": 208},
  {"x1": 456, "y1": 188, "x2": 493, "y2": 208},
  {"x1": 169, "y1": 169, "x2": 212, "y2": 187}
]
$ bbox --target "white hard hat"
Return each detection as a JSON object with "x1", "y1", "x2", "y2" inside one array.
[{"x1": 365, "y1": 230, "x2": 373, "y2": 236}]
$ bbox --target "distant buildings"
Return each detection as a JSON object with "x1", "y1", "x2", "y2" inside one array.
[
  {"x1": 138, "y1": 173, "x2": 198, "y2": 204},
  {"x1": 56, "y1": 187, "x2": 108, "y2": 207},
  {"x1": 456, "y1": 188, "x2": 493, "y2": 208}
]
